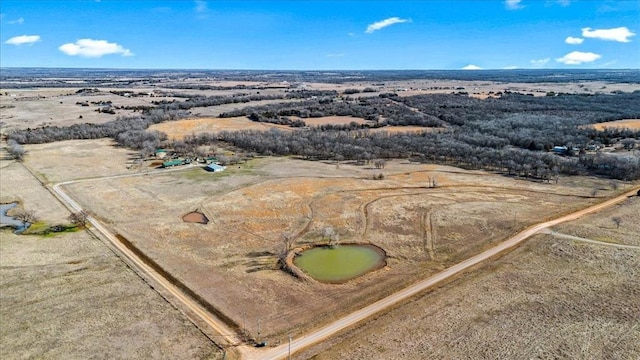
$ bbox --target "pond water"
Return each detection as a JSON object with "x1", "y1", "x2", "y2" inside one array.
[
  {"x1": 293, "y1": 244, "x2": 386, "y2": 283},
  {"x1": 0, "y1": 203, "x2": 31, "y2": 233}
]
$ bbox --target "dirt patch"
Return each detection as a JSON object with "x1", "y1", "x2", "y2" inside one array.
[{"x1": 183, "y1": 211, "x2": 209, "y2": 224}]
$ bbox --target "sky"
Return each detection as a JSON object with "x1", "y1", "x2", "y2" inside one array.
[{"x1": 1, "y1": 0, "x2": 639, "y2": 70}]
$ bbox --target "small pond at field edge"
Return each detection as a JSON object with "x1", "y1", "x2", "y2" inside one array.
[
  {"x1": 0, "y1": 203, "x2": 31, "y2": 233},
  {"x1": 293, "y1": 244, "x2": 386, "y2": 284}
]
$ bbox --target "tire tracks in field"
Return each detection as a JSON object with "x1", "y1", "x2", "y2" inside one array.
[{"x1": 251, "y1": 187, "x2": 640, "y2": 360}]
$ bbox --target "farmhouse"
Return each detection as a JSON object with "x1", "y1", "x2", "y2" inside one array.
[{"x1": 205, "y1": 163, "x2": 226, "y2": 172}]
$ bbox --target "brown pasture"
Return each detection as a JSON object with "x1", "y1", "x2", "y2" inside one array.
[
  {"x1": 590, "y1": 119, "x2": 640, "y2": 131},
  {"x1": 299, "y1": 116, "x2": 370, "y2": 126},
  {"x1": 149, "y1": 116, "x2": 292, "y2": 140},
  {"x1": 42, "y1": 143, "x2": 630, "y2": 344},
  {"x1": 300, "y1": 196, "x2": 640, "y2": 359}
]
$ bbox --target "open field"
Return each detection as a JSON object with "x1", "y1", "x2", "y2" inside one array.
[
  {"x1": 590, "y1": 119, "x2": 640, "y2": 131},
  {"x1": 298, "y1": 196, "x2": 640, "y2": 359},
  {"x1": 21, "y1": 138, "x2": 633, "y2": 347},
  {"x1": 149, "y1": 116, "x2": 293, "y2": 140},
  {"x1": 296, "y1": 116, "x2": 370, "y2": 126},
  {"x1": 370, "y1": 126, "x2": 446, "y2": 134},
  {"x1": 0, "y1": 157, "x2": 222, "y2": 359}
]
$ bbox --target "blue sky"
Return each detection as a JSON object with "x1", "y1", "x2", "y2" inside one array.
[{"x1": 1, "y1": 0, "x2": 638, "y2": 70}]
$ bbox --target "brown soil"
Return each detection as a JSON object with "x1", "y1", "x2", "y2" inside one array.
[{"x1": 183, "y1": 211, "x2": 209, "y2": 224}]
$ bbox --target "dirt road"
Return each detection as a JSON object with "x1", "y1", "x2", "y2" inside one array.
[
  {"x1": 50, "y1": 165, "x2": 637, "y2": 360},
  {"x1": 249, "y1": 187, "x2": 639, "y2": 360},
  {"x1": 51, "y1": 182, "x2": 243, "y2": 349}
]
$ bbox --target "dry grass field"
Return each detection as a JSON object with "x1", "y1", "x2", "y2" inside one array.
[
  {"x1": 590, "y1": 119, "x2": 640, "y2": 131},
  {"x1": 149, "y1": 116, "x2": 443, "y2": 139},
  {"x1": 370, "y1": 126, "x2": 446, "y2": 134},
  {"x1": 149, "y1": 116, "x2": 292, "y2": 140},
  {"x1": 299, "y1": 196, "x2": 640, "y2": 360},
  {"x1": 23, "y1": 139, "x2": 633, "y2": 346},
  {"x1": 297, "y1": 116, "x2": 370, "y2": 126},
  {"x1": 0, "y1": 156, "x2": 222, "y2": 359}
]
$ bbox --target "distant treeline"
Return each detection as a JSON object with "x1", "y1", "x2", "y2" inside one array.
[
  {"x1": 2, "y1": 68, "x2": 639, "y2": 85},
  {"x1": 7, "y1": 91, "x2": 640, "y2": 180}
]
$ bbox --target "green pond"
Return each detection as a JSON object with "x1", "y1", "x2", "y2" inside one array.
[{"x1": 293, "y1": 244, "x2": 386, "y2": 283}]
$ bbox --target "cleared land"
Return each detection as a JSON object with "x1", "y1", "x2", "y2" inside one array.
[
  {"x1": 591, "y1": 119, "x2": 640, "y2": 131},
  {"x1": 298, "y1": 195, "x2": 640, "y2": 360},
  {"x1": 24, "y1": 139, "x2": 631, "y2": 347},
  {"x1": 297, "y1": 116, "x2": 369, "y2": 126},
  {"x1": 0, "y1": 157, "x2": 222, "y2": 359},
  {"x1": 149, "y1": 116, "x2": 293, "y2": 139}
]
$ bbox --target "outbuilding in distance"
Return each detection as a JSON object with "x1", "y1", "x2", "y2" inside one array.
[{"x1": 205, "y1": 163, "x2": 226, "y2": 172}]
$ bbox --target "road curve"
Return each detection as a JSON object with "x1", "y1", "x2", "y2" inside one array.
[
  {"x1": 251, "y1": 187, "x2": 639, "y2": 360},
  {"x1": 51, "y1": 183, "x2": 242, "y2": 348}
]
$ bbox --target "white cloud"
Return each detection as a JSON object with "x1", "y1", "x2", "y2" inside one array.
[
  {"x1": 5, "y1": 34, "x2": 40, "y2": 45},
  {"x1": 8, "y1": 17, "x2": 24, "y2": 25},
  {"x1": 326, "y1": 53, "x2": 344, "y2": 58},
  {"x1": 530, "y1": 58, "x2": 550, "y2": 66},
  {"x1": 503, "y1": 65, "x2": 519, "y2": 70},
  {"x1": 581, "y1": 27, "x2": 635, "y2": 43},
  {"x1": 565, "y1": 36, "x2": 584, "y2": 44},
  {"x1": 365, "y1": 17, "x2": 410, "y2": 34},
  {"x1": 556, "y1": 51, "x2": 601, "y2": 65},
  {"x1": 58, "y1": 39, "x2": 133, "y2": 58},
  {"x1": 462, "y1": 64, "x2": 482, "y2": 70},
  {"x1": 195, "y1": 0, "x2": 207, "y2": 13},
  {"x1": 505, "y1": 0, "x2": 524, "y2": 10}
]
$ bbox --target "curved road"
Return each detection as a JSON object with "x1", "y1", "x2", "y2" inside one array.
[{"x1": 249, "y1": 187, "x2": 639, "y2": 360}]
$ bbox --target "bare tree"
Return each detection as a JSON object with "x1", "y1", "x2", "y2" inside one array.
[
  {"x1": 6, "y1": 140, "x2": 26, "y2": 161},
  {"x1": 328, "y1": 232, "x2": 340, "y2": 248},
  {"x1": 428, "y1": 176, "x2": 438, "y2": 188},
  {"x1": 321, "y1": 227, "x2": 335, "y2": 241},
  {"x1": 68, "y1": 210, "x2": 89, "y2": 227},
  {"x1": 12, "y1": 209, "x2": 38, "y2": 223},
  {"x1": 374, "y1": 159, "x2": 386, "y2": 169},
  {"x1": 612, "y1": 217, "x2": 622, "y2": 229},
  {"x1": 276, "y1": 233, "x2": 295, "y2": 266}
]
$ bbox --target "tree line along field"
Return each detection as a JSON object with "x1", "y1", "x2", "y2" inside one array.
[{"x1": 6, "y1": 83, "x2": 640, "y2": 181}]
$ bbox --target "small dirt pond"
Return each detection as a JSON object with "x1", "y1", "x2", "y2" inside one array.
[{"x1": 293, "y1": 244, "x2": 386, "y2": 284}]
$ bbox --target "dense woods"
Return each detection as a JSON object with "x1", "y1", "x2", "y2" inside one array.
[{"x1": 7, "y1": 90, "x2": 640, "y2": 180}]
